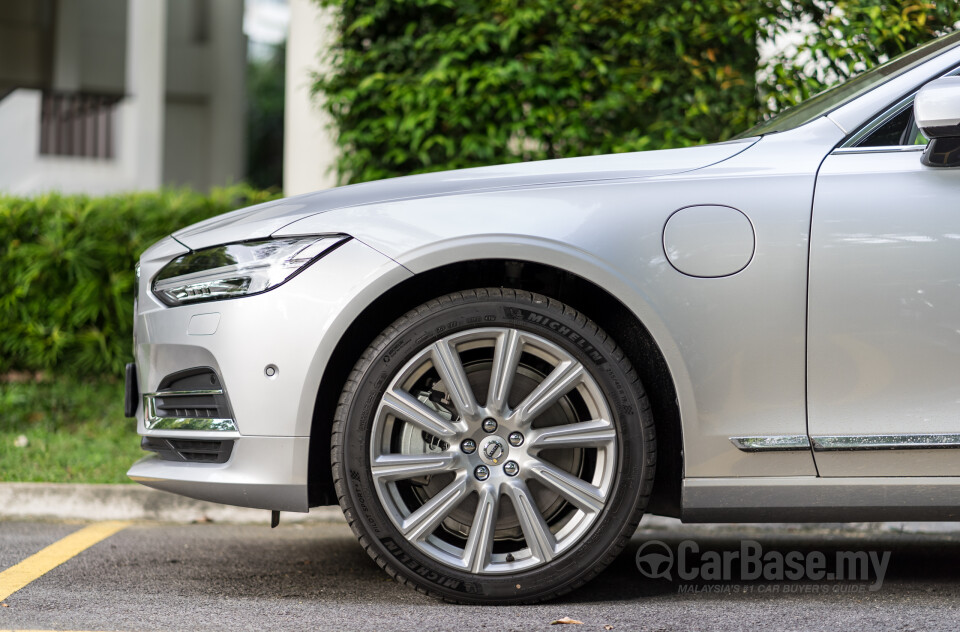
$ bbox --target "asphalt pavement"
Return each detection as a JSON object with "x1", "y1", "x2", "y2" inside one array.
[{"x1": 1, "y1": 519, "x2": 959, "y2": 631}]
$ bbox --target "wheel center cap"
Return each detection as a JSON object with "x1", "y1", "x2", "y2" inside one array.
[{"x1": 478, "y1": 436, "x2": 509, "y2": 465}]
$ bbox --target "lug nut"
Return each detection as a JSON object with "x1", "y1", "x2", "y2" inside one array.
[
  {"x1": 461, "y1": 439, "x2": 477, "y2": 454},
  {"x1": 474, "y1": 465, "x2": 490, "y2": 481},
  {"x1": 481, "y1": 418, "x2": 498, "y2": 433},
  {"x1": 503, "y1": 461, "x2": 519, "y2": 476},
  {"x1": 508, "y1": 432, "x2": 524, "y2": 447}
]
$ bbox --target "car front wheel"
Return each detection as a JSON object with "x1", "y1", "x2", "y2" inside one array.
[{"x1": 332, "y1": 288, "x2": 655, "y2": 603}]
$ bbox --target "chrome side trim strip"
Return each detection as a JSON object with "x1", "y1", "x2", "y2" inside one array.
[
  {"x1": 730, "y1": 435, "x2": 811, "y2": 452},
  {"x1": 811, "y1": 433, "x2": 960, "y2": 451}
]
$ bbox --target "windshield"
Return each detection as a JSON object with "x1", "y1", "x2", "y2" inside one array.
[{"x1": 737, "y1": 30, "x2": 960, "y2": 138}]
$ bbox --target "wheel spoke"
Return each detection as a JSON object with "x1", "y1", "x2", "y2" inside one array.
[
  {"x1": 381, "y1": 389, "x2": 460, "y2": 438},
  {"x1": 371, "y1": 453, "x2": 458, "y2": 482},
  {"x1": 400, "y1": 475, "x2": 469, "y2": 541},
  {"x1": 461, "y1": 485, "x2": 499, "y2": 573},
  {"x1": 527, "y1": 419, "x2": 616, "y2": 450},
  {"x1": 526, "y1": 458, "x2": 605, "y2": 514},
  {"x1": 486, "y1": 328, "x2": 523, "y2": 415},
  {"x1": 430, "y1": 340, "x2": 480, "y2": 420},
  {"x1": 508, "y1": 359, "x2": 584, "y2": 427},
  {"x1": 503, "y1": 479, "x2": 556, "y2": 563}
]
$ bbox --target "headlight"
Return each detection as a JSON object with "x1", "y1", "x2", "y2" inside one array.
[{"x1": 152, "y1": 235, "x2": 348, "y2": 306}]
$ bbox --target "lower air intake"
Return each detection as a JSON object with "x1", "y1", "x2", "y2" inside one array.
[
  {"x1": 141, "y1": 436, "x2": 234, "y2": 464},
  {"x1": 142, "y1": 367, "x2": 237, "y2": 432}
]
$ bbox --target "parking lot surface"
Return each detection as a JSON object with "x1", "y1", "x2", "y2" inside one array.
[{"x1": 1, "y1": 519, "x2": 959, "y2": 631}]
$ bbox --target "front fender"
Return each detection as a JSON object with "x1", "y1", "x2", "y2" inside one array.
[{"x1": 384, "y1": 233, "x2": 697, "y2": 438}]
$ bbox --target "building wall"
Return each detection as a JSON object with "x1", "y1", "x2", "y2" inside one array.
[
  {"x1": 283, "y1": 0, "x2": 337, "y2": 196},
  {"x1": 0, "y1": 90, "x2": 133, "y2": 195},
  {"x1": 0, "y1": 0, "x2": 245, "y2": 195},
  {"x1": 162, "y1": 0, "x2": 210, "y2": 189},
  {"x1": 163, "y1": 101, "x2": 212, "y2": 191},
  {"x1": 53, "y1": 0, "x2": 127, "y2": 93},
  {"x1": 0, "y1": 1, "x2": 54, "y2": 92}
]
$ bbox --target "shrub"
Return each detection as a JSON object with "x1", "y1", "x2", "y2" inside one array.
[
  {"x1": 314, "y1": 1, "x2": 959, "y2": 185},
  {"x1": 314, "y1": 0, "x2": 773, "y2": 184},
  {"x1": 0, "y1": 186, "x2": 280, "y2": 376}
]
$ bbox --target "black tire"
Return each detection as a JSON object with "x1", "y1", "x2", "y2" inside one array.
[{"x1": 331, "y1": 288, "x2": 656, "y2": 604}]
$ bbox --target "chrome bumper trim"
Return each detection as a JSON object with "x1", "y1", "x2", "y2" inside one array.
[
  {"x1": 143, "y1": 389, "x2": 238, "y2": 432},
  {"x1": 143, "y1": 389, "x2": 225, "y2": 397}
]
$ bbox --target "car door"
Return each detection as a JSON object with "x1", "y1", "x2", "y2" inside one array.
[{"x1": 807, "y1": 91, "x2": 960, "y2": 476}]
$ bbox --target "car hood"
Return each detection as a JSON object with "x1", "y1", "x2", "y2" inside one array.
[{"x1": 172, "y1": 138, "x2": 758, "y2": 250}]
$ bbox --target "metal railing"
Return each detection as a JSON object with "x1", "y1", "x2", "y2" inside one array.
[{"x1": 39, "y1": 92, "x2": 122, "y2": 160}]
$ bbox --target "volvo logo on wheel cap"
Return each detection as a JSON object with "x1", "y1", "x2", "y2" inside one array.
[{"x1": 478, "y1": 436, "x2": 508, "y2": 465}]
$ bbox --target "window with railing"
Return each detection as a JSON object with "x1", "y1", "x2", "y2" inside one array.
[{"x1": 39, "y1": 92, "x2": 122, "y2": 160}]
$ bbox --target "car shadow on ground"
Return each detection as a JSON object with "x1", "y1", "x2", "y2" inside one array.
[
  {"x1": 120, "y1": 523, "x2": 960, "y2": 606},
  {"x1": 569, "y1": 528, "x2": 960, "y2": 604}
]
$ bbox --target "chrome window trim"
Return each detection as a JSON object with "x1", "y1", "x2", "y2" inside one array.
[
  {"x1": 811, "y1": 434, "x2": 960, "y2": 451},
  {"x1": 832, "y1": 145, "x2": 926, "y2": 155},
  {"x1": 730, "y1": 435, "x2": 811, "y2": 452}
]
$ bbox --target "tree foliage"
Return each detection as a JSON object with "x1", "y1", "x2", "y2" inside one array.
[
  {"x1": 762, "y1": 1, "x2": 960, "y2": 111},
  {"x1": 314, "y1": 0, "x2": 959, "y2": 185}
]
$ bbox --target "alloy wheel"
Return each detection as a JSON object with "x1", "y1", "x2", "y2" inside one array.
[{"x1": 369, "y1": 327, "x2": 618, "y2": 574}]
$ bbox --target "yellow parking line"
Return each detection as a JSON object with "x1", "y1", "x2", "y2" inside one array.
[{"x1": 0, "y1": 521, "x2": 131, "y2": 601}]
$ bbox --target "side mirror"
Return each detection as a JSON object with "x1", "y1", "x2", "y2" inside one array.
[{"x1": 915, "y1": 77, "x2": 960, "y2": 167}]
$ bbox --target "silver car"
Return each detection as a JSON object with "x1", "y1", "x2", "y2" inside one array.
[{"x1": 127, "y1": 31, "x2": 960, "y2": 603}]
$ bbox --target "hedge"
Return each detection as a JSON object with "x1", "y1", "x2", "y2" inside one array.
[
  {"x1": 0, "y1": 186, "x2": 280, "y2": 377},
  {"x1": 314, "y1": 0, "x2": 960, "y2": 185},
  {"x1": 315, "y1": 0, "x2": 771, "y2": 184}
]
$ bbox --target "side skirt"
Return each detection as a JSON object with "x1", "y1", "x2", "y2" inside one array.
[{"x1": 682, "y1": 476, "x2": 960, "y2": 522}]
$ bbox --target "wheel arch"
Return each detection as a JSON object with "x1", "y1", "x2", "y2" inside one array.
[{"x1": 308, "y1": 254, "x2": 684, "y2": 518}]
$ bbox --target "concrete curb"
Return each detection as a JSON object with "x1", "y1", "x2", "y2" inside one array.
[
  {"x1": 1, "y1": 482, "x2": 958, "y2": 533},
  {"x1": 0, "y1": 482, "x2": 345, "y2": 525}
]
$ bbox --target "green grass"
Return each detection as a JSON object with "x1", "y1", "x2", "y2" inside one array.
[{"x1": 0, "y1": 377, "x2": 141, "y2": 484}]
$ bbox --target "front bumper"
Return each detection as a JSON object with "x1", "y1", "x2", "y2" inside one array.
[
  {"x1": 126, "y1": 237, "x2": 410, "y2": 512},
  {"x1": 128, "y1": 437, "x2": 309, "y2": 511}
]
